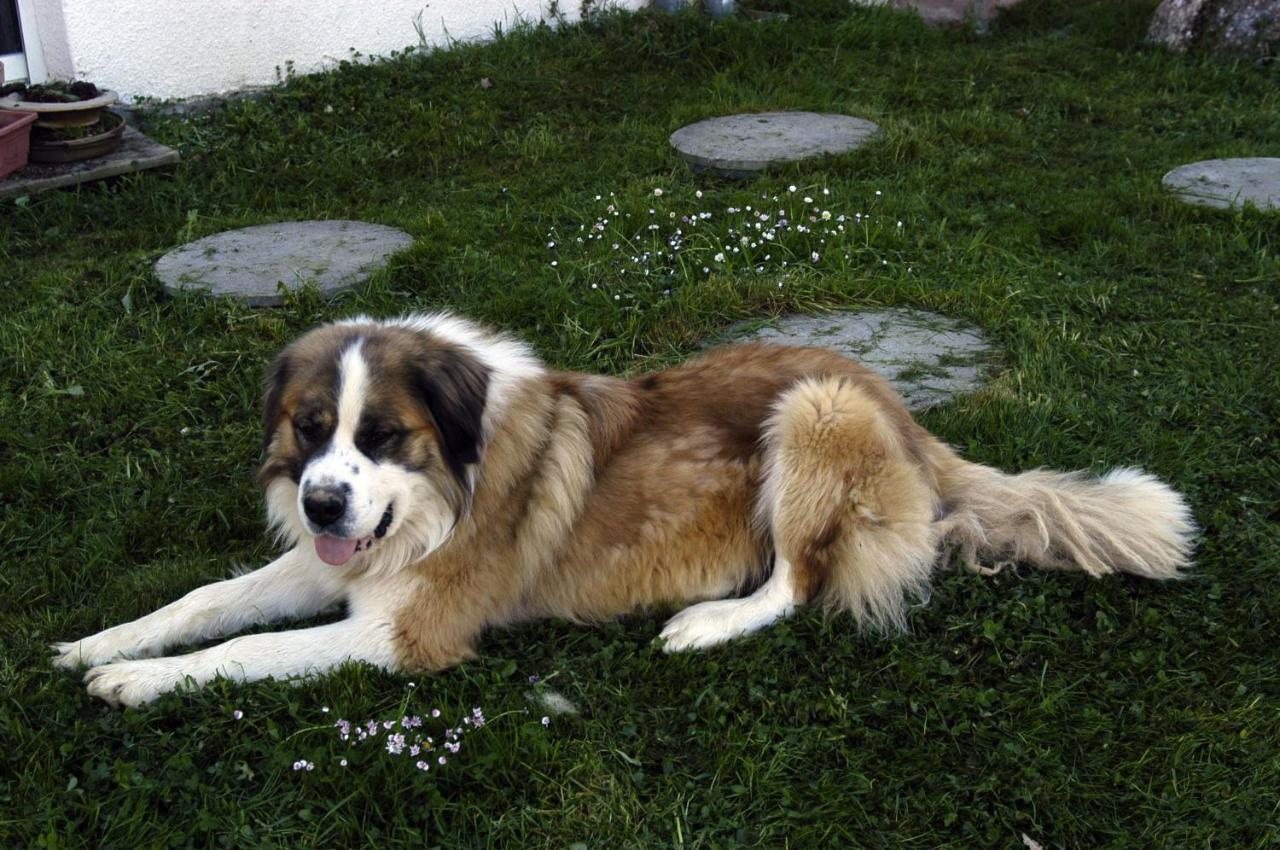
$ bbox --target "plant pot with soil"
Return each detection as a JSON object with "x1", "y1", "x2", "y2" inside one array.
[
  {"x1": 0, "y1": 80, "x2": 124, "y2": 162},
  {"x1": 29, "y1": 109, "x2": 127, "y2": 163},
  {"x1": 0, "y1": 108, "x2": 38, "y2": 179}
]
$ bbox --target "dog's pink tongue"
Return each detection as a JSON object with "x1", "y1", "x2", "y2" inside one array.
[{"x1": 315, "y1": 535, "x2": 358, "y2": 566}]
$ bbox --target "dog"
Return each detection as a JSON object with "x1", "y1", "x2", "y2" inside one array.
[{"x1": 54, "y1": 312, "x2": 1196, "y2": 707}]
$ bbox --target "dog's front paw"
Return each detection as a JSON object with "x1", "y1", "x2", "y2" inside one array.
[
  {"x1": 84, "y1": 658, "x2": 188, "y2": 708},
  {"x1": 659, "y1": 595, "x2": 795, "y2": 653},
  {"x1": 52, "y1": 626, "x2": 159, "y2": 670},
  {"x1": 659, "y1": 599, "x2": 752, "y2": 652}
]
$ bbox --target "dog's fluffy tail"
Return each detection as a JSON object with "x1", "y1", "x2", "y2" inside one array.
[{"x1": 932, "y1": 455, "x2": 1196, "y2": 579}]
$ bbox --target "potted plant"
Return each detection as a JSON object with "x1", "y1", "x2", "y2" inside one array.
[
  {"x1": 0, "y1": 80, "x2": 125, "y2": 163},
  {"x1": 0, "y1": 108, "x2": 37, "y2": 179}
]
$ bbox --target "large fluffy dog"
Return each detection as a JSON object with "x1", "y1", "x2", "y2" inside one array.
[{"x1": 55, "y1": 313, "x2": 1196, "y2": 707}]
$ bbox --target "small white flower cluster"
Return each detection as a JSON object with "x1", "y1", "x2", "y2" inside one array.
[
  {"x1": 325, "y1": 707, "x2": 484, "y2": 773},
  {"x1": 282, "y1": 677, "x2": 555, "y2": 778},
  {"x1": 542, "y1": 185, "x2": 907, "y2": 310}
]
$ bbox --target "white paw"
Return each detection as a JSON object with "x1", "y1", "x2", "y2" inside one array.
[
  {"x1": 84, "y1": 658, "x2": 189, "y2": 708},
  {"x1": 51, "y1": 641, "x2": 91, "y2": 670},
  {"x1": 659, "y1": 598, "x2": 782, "y2": 653},
  {"x1": 51, "y1": 627, "x2": 158, "y2": 670}
]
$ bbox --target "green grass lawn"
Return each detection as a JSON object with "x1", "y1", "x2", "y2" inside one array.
[{"x1": 3, "y1": 0, "x2": 1278, "y2": 846}]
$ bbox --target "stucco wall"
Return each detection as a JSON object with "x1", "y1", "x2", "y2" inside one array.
[{"x1": 40, "y1": 0, "x2": 645, "y2": 100}]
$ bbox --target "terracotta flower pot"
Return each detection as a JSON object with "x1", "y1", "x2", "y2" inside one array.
[{"x1": 0, "y1": 108, "x2": 38, "y2": 179}]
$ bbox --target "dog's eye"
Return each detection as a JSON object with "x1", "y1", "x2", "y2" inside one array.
[
  {"x1": 370, "y1": 429, "x2": 394, "y2": 444},
  {"x1": 293, "y1": 418, "x2": 324, "y2": 443},
  {"x1": 357, "y1": 426, "x2": 400, "y2": 454}
]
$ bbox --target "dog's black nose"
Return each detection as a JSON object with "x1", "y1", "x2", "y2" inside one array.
[{"x1": 303, "y1": 487, "x2": 347, "y2": 527}]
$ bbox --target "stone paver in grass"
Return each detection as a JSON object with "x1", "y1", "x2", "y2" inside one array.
[
  {"x1": 733, "y1": 309, "x2": 993, "y2": 411},
  {"x1": 670, "y1": 112, "x2": 880, "y2": 179},
  {"x1": 155, "y1": 220, "x2": 414, "y2": 306},
  {"x1": 855, "y1": 0, "x2": 1026, "y2": 27},
  {"x1": 0, "y1": 127, "x2": 179, "y2": 198},
  {"x1": 1162, "y1": 157, "x2": 1280, "y2": 212}
]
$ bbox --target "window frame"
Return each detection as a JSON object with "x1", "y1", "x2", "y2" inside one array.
[{"x1": 1, "y1": 0, "x2": 47, "y2": 84}]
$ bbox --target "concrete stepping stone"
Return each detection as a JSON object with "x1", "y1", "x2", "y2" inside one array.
[
  {"x1": 156, "y1": 220, "x2": 413, "y2": 306},
  {"x1": 734, "y1": 309, "x2": 993, "y2": 410},
  {"x1": 670, "y1": 112, "x2": 880, "y2": 179},
  {"x1": 856, "y1": 0, "x2": 1025, "y2": 27},
  {"x1": 1162, "y1": 157, "x2": 1280, "y2": 212},
  {"x1": 0, "y1": 127, "x2": 179, "y2": 198}
]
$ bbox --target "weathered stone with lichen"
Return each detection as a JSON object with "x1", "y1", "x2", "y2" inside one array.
[
  {"x1": 1148, "y1": 0, "x2": 1280, "y2": 59},
  {"x1": 155, "y1": 221, "x2": 413, "y2": 306},
  {"x1": 1162, "y1": 158, "x2": 1280, "y2": 211},
  {"x1": 730, "y1": 309, "x2": 994, "y2": 411},
  {"x1": 854, "y1": 0, "x2": 1025, "y2": 27},
  {"x1": 670, "y1": 113, "x2": 881, "y2": 179}
]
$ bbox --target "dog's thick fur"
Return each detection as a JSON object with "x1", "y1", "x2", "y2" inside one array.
[{"x1": 54, "y1": 313, "x2": 1196, "y2": 707}]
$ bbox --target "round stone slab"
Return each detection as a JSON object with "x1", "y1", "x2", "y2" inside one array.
[
  {"x1": 1162, "y1": 157, "x2": 1280, "y2": 212},
  {"x1": 156, "y1": 221, "x2": 414, "y2": 306},
  {"x1": 733, "y1": 309, "x2": 993, "y2": 411},
  {"x1": 670, "y1": 112, "x2": 880, "y2": 178}
]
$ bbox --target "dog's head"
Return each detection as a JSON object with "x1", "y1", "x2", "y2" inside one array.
[{"x1": 258, "y1": 314, "x2": 541, "y2": 571}]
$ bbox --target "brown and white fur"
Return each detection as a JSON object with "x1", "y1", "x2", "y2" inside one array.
[{"x1": 53, "y1": 313, "x2": 1196, "y2": 707}]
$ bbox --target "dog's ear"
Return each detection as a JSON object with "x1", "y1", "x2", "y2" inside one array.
[
  {"x1": 257, "y1": 348, "x2": 299, "y2": 489},
  {"x1": 261, "y1": 348, "x2": 292, "y2": 455},
  {"x1": 412, "y1": 348, "x2": 490, "y2": 488}
]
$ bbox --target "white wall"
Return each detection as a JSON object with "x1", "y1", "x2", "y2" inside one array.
[{"x1": 33, "y1": 0, "x2": 645, "y2": 101}]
